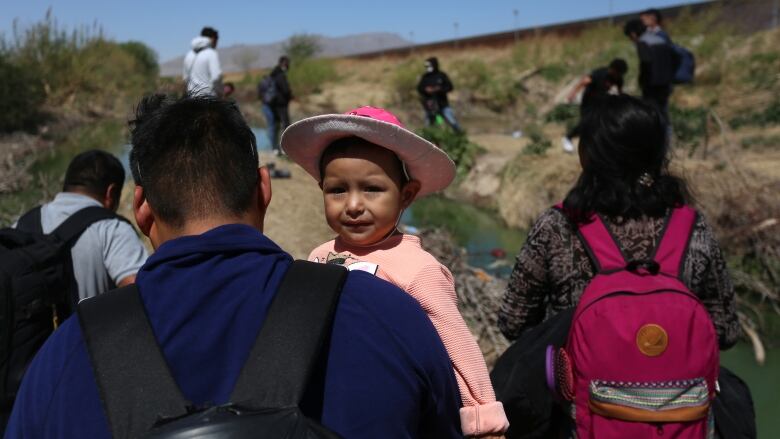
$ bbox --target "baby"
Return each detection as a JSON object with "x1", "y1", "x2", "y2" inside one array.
[{"x1": 282, "y1": 106, "x2": 509, "y2": 437}]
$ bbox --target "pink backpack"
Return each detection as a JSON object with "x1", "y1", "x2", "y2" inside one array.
[{"x1": 547, "y1": 205, "x2": 719, "y2": 438}]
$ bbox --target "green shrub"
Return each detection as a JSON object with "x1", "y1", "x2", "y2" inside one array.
[
  {"x1": 730, "y1": 99, "x2": 780, "y2": 129},
  {"x1": 287, "y1": 58, "x2": 337, "y2": 96},
  {"x1": 545, "y1": 103, "x2": 579, "y2": 126},
  {"x1": 119, "y1": 41, "x2": 159, "y2": 79},
  {"x1": 283, "y1": 34, "x2": 321, "y2": 62},
  {"x1": 454, "y1": 59, "x2": 491, "y2": 92},
  {"x1": 0, "y1": 53, "x2": 45, "y2": 132},
  {"x1": 740, "y1": 134, "x2": 780, "y2": 150},
  {"x1": 417, "y1": 125, "x2": 483, "y2": 176},
  {"x1": 743, "y1": 52, "x2": 780, "y2": 90},
  {"x1": 669, "y1": 105, "x2": 708, "y2": 148},
  {"x1": 389, "y1": 59, "x2": 421, "y2": 105},
  {"x1": 522, "y1": 125, "x2": 552, "y2": 156},
  {"x1": 453, "y1": 59, "x2": 520, "y2": 111},
  {"x1": 3, "y1": 12, "x2": 158, "y2": 117},
  {"x1": 537, "y1": 63, "x2": 568, "y2": 83}
]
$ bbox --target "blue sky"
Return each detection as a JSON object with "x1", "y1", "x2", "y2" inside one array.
[{"x1": 2, "y1": 0, "x2": 705, "y2": 62}]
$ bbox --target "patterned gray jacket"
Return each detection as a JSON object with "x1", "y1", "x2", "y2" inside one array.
[{"x1": 498, "y1": 207, "x2": 740, "y2": 349}]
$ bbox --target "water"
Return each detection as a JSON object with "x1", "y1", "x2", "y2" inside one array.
[{"x1": 401, "y1": 196, "x2": 526, "y2": 277}]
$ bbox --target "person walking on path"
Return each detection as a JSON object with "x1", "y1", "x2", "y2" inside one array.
[
  {"x1": 263, "y1": 56, "x2": 293, "y2": 153},
  {"x1": 624, "y1": 19, "x2": 676, "y2": 124},
  {"x1": 283, "y1": 106, "x2": 509, "y2": 437},
  {"x1": 417, "y1": 57, "x2": 463, "y2": 133},
  {"x1": 499, "y1": 94, "x2": 738, "y2": 348},
  {"x1": 5, "y1": 95, "x2": 461, "y2": 439},
  {"x1": 561, "y1": 58, "x2": 627, "y2": 153},
  {"x1": 182, "y1": 27, "x2": 223, "y2": 97}
]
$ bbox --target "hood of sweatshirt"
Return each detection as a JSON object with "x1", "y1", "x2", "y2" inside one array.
[{"x1": 191, "y1": 36, "x2": 212, "y2": 52}]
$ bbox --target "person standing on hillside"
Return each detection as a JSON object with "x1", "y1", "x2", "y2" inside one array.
[
  {"x1": 262, "y1": 56, "x2": 293, "y2": 154},
  {"x1": 640, "y1": 8, "x2": 671, "y2": 43},
  {"x1": 624, "y1": 19, "x2": 675, "y2": 124},
  {"x1": 561, "y1": 58, "x2": 628, "y2": 152},
  {"x1": 183, "y1": 27, "x2": 223, "y2": 97},
  {"x1": 417, "y1": 57, "x2": 462, "y2": 133}
]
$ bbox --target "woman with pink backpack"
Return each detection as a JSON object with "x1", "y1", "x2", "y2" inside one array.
[{"x1": 494, "y1": 95, "x2": 753, "y2": 438}]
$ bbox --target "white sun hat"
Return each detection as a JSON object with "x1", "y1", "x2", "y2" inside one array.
[{"x1": 280, "y1": 106, "x2": 456, "y2": 198}]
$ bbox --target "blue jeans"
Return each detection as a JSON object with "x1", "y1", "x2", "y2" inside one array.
[
  {"x1": 440, "y1": 106, "x2": 462, "y2": 132},
  {"x1": 261, "y1": 104, "x2": 278, "y2": 152},
  {"x1": 424, "y1": 105, "x2": 462, "y2": 133}
]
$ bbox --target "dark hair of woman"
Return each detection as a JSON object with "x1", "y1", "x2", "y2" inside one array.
[{"x1": 562, "y1": 94, "x2": 693, "y2": 223}]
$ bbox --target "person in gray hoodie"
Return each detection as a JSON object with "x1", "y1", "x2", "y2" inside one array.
[{"x1": 183, "y1": 27, "x2": 223, "y2": 97}]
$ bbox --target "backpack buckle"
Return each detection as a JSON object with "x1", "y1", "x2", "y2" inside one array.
[{"x1": 625, "y1": 259, "x2": 660, "y2": 275}]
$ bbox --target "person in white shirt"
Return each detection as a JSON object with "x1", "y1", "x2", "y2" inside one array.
[{"x1": 183, "y1": 27, "x2": 223, "y2": 97}]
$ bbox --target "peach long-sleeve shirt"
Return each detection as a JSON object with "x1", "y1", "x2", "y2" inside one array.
[{"x1": 310, "y1": 234, "x2": 509, "y2": 436}]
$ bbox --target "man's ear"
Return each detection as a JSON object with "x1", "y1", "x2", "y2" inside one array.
[
  {"x1": 103, "y1": 183, "x2": 119, "y2": 211},
  {"x1": 401, "y1": 180, "x2": 421, "y2": 209},
  {"x1": 256, "y1": 167, "x2": 272, "y2": 228},
  {"x1": 133, "y1": 186, "x2": 153, "y2": 237}
]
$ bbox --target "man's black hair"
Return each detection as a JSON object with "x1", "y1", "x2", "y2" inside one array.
[
  {"x1": 278, "y1": 56, "x2": 290, "y2": 65},
  {"x1": 640, "y1": 8, "x2": 663, "y2": 23},
  {"x1": 201, "y1": 27, "x2": 219, "y2": 39},
  {"x1": 563, "y1": 94, "x2": 692, "y2": 223},
  {"x1": 623, "y1": 19, "x2": 647, "y2": 38},
  {"x1": 63, "y1": 149, "x2": 125, "y2": 203},
  {"x1": 425, "y1": 57, "x2": 439, "y2": 70},
  {"x1": 129, "y1": 95, "x2": 259, "y2": 228},
  {"x1": 609, "y1": 58, "x2": 629, "y2": 75}
]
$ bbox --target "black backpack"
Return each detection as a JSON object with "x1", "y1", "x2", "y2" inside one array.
[
  {"x1": 78, "y1": 260, "x2": 348, "y2": 439},
  {"x1": 257, "y1": 75, "x2": 277, "y2": 105},
  {"x1": 0, "y1": 205, "x2": 125, "y2": 412}
]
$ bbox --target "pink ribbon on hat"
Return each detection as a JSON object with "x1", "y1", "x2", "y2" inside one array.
[{"x1": 345, "y1": 106, "x2": 405, "y2": 128}]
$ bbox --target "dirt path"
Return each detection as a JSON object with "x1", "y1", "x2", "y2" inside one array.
[{"x1": 261, "y1": 153, "x2": 334, "y2": 258}]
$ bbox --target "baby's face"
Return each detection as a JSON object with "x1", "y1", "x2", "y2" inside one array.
[{"x1": 320, "y1": 146, "x2": 412, "y2": 246}]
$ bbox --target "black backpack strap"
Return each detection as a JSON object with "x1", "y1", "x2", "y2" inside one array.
[
  {"x1": 231, "y1": 260, "x2": 348, "y2": 407},
  {"x1": 51, "y1": 206, "x2": 128, "y2": 244},
  {"x1": 78, "y1": 285, "x2": 190, "y2": 439},
  {"x1": 16, "y1": 206, "x2": 43, "y2": 234}
]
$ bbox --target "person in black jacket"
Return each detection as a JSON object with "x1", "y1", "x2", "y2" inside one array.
[
  {"x1": 417, "y1": 57, "x2": 462, "y2": 133},
  {"x1": 262, "y1": 56, "x2": 293, "y2": 153},
  {"x1": 624, "y1": 19, "x2": 676, "y2": 124}
]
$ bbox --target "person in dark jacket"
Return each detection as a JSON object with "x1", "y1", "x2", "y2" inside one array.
[
  {"x1": 640, "y1": 8, "x2": 671, "y2": 43},
  {"x1": 262, "y1": 56, "x2": 293, "y2": 153},
  {"x1": 624, "y1": 19, "x2": 676, "y2": 124},
  {"x1": 417, "y1": 57, "x2": 462, "y2": 132},
  {"x1": 561, "y1": 58, "x2": 628, "y2": 152}
]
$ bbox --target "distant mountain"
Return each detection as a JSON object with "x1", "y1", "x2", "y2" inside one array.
[{"x1": 160, "y1": 32, "x2": 409, "y2": 76}]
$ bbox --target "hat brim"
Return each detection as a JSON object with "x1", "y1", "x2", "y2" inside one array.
[{"x1": 281, "y1": 114, "x2": 456, "y2": 198}]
